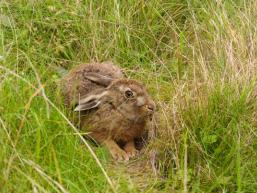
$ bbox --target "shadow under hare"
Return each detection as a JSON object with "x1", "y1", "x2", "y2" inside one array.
[{"x1": 61, "y1": 62, "x2": 155, "y2": 161}]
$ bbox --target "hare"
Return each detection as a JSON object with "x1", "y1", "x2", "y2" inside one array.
[{"x1": 61, "y1": 62, "x2": 155, "y2": 161}]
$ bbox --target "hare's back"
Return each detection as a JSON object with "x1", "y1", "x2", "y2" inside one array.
[
  {"x1": 61, "y1": 62, "x2": 123, "y2": 107},
  {"x1": 69, "y1": 61, "x2": 123, "y2": 79}
]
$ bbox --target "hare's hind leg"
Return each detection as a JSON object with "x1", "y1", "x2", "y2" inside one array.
[
  {"x1": 124, "y1": 141, "x2": 139, "y2": 159},
  {"x1": 104, "y1": 139, "x2": 129, "y2": 161}
]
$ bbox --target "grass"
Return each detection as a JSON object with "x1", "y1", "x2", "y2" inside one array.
[{"x1": 1, "y1": 0, "x2": 257, "y2": 192}]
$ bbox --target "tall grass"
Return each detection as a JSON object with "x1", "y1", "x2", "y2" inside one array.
[{"x1": 1, "y1": 0, "x2": 257, "y2": 192}]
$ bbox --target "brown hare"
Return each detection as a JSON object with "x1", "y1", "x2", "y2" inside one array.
[{"x1": 61, "y1": 62, "x2": 155, "y2": 161}]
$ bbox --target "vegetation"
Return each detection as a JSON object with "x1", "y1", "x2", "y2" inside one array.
[{"x1": 1, "y1": 0, "x2": 257, "y2": 192}]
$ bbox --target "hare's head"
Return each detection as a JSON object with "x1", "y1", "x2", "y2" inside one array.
[
  {"x1": 106, "y1": 79, "x2": 155, "y2": 120},
  {"x1": 74, "y1": 73, "x2": 155, "y2": 121}
]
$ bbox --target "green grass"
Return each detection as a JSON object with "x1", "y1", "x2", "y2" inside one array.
[{"x1": 1, "y1": 0, "x2": 257, "y2": 192}]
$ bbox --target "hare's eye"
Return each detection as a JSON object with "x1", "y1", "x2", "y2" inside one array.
[{"x1": 125, "y1": 90, "x2": 134, "y2": 98}]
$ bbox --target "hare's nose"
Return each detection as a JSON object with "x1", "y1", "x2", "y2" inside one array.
[{"x1": 146, "y1": 104, "x2": 155, "y2": 112}]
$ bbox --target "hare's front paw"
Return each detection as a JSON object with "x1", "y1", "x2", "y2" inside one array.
[
  {"x1": 124, "y1": 141, "x2": 139, "y2": 159},
  {"x1": 110, "y1": 147, "x2": 129, "y2": 161},
  {"x1": 104, "y1": 139, "x2": 129, "y2": 161},
  {"x1": 126, "y1": 148, "x2": 139, "y2": 158}
]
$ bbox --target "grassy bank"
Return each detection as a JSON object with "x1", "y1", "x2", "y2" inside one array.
[{"x1": 1, "y1": 0, "x2": 257, "y2": 192}]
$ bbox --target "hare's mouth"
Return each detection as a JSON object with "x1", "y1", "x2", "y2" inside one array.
[{"x1": 142, "y1": 105, "x2": 155, "y2": 115}]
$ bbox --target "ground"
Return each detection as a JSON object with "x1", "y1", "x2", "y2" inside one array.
[{"x1": 1, "y1": 1, "x2": 257, "y2": 192}]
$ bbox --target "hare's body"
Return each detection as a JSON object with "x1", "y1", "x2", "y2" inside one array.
[
  {"x1": 80, "y1": 102, "x2": 147, "y2": 143},
  {"x1": 61, "y1": 62, "x2": 155, "y2": 161}
]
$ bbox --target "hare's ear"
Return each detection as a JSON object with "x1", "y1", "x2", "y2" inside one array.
[
  {"x1": 74, "y1": 91, "x2": 108, "y2": 111},
  {"x1": 84, "y1": 73, "x2": 113, "y2": 86}
]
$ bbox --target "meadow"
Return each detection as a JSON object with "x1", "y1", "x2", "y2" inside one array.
[{"x1": 1, "y1": 0, "x2": 257, "y2": 192}]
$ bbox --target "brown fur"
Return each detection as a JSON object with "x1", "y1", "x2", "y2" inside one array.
[
  {"x1": 80, "y1": 103, "x2": 147, "y2": 143},
  {"x1": 61, "y1": 62, "x2": 155, "y2": 161},
  {"x1": 61, "y1": 61, "x2": 123, "y2": 107}
]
